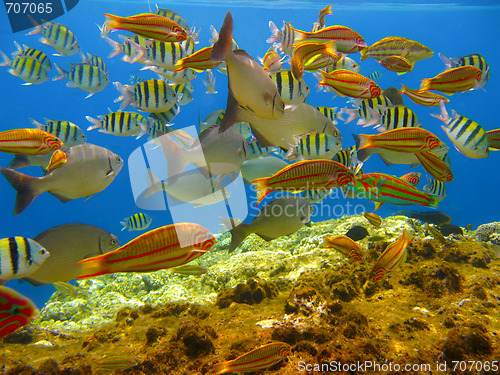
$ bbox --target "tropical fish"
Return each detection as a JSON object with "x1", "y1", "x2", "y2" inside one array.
[
  {"x1": 415, "y1": 150, "x2": 454, "y2": 182},
  {"x1": 260, "y1": 44, "x2": 285, "y2": 72},
  {"x1": 53, "y1": 281, "x2": 78, "y2": 297},
  {"x1": 423, "y1": 176, "x2": 447, "y2": 201},
  {"x1": 0, "y1": 129, "x2": 63, "y2": 156},
  {"x1": 292, "y1": 25, "x2": 366, "y2": 54},
  {"x1": 315, "y1": 106, "x2": 338, "y2": 124},
  {"x1": 12, "y1": 41, "x2": 52, "y2": 71},
  {"x1": 399, "y1": 172, "x2": 421, "y2": 187},
  {"x1": 431, "y1": 102, "x2": 489, "y2": 158},
  {"x1": 330, "y1": 55, "x2": 360, "y2": 73},
  {"x1": 54, "y1": 63, "x2": 109, "y2": 99},
  {"x1": 84, "y1": 53, "x2": 109, "y2": 76},
  {"x1": 30, "y1": 118, "x2": 86, "y2": 148},
  {"x1": 425, "y1": 223, "x2": 447, "y2": 244},
  {"x1": 23, "y1": 224, "x2": 120, "y2": 286},
  {"x1": 393, "y1": 210, "x2": 451, "y2": 226},
  {"x1": 212, "y1": 12, "x2": 285, "y2": 127},
  {"x1": 382, "y1": 87, "x2": 404, "y2": 105},
  {"x1": 199, "y1": 110, "x2": 253, "y2": 139},
  {"x1": 318, "y1": 69, "x2": 381, "y2": 99},
  {"x1": 141, "y1": 39, "x2": 188, "y2": 70},
  {"x1": 270, "y1": 70, "x2": 310, "y2": 104},
  {"x1": 45, "y1": 150, "x2": 67, "y2": 173},
  {"x1": 340, "y1": 95, "x2": 393, "y2": 126},
  {"x1": 322, "y1": 235, "x2": 364, "y2": 260},
  {"x1": 370, "y1": 229, "x2": 413, "y2": 281},
  {"x1": 302, "y1": 188, "x2": 332, "y2": 203},
  {"x1": 378, "y1": 55, "x2": 414, "y2": 74},
  {"x1": 0, "y1": 286, "x2": 38, "y2": 339},
  {"x1": 420, "y1": 66, "x2": 482, "y2": 95},
  {"x1": 364, "y1": 212, "x2": 382, "y2": 227},
  {"x1": 440, "y1": 224, "x2": 463, "y2": 236},
  {"x1": 149, "y1": 103, "x2": 181, "y2": 125},
  {"x1": 223, "y1": 196, "x2": 313, "y2": 252},
  {"x1": 174, "y1": 46, "x2": 220, "y2": 72},
  {"x1": 213, "y1": 342, "x2": 291, "y2": 374},
  {"x1": 360, "y1": 36, "x2": 433, "y2": 64},
  {"x1": 92, "y1": 355, "x2": 137, "y2": 372},
  {"x1": 291, "y1": 40, "x2": 338, "y2": 79},
  {"x1": 171, "y1": 83, "x2": 193, "y2": 106},
  {"x1": 148, "y1": 66, "x2": 197, "y2": 84},
  {"x1": 155, "y1": 7, "x2": 190, "y2": 30},
  {"x1": 27, "y1": 20, "x2": 79, "y2": 56},
  {"x1": 399, "y1": 84, "x2": 449, "y2": 107},
  {"x1": 267, "y1": 21, "x2": 297, "y2": 56},
  {"x1": 121, "y1": 213, "x2": 152, "y2": 231},
  {"x1": 356, "y1": 128, "x2": 442, "y2": 153},
  {"x1": 486, "y1": 129, "x2": 500, "y2": 151},
  {"x1": 102, "y1": 13, "x2": 188, "y2": 42},
  {"x1": 172, "y1": 264, "x2": 207, "y2": 276},
  {"x1": 77, "y1": 223, "x2": 216, "y2": 278},
  {"x1": 104, "y1": 35, "x2": 147, "y2": 64},
  {"x1": 286, "y1": 131, "x2": 341, "y2": 161},
  {"x1": 114, "y1": 79, "x2": 177, "y2": 113},
  {"x1": 0, "y1": 237, "x2": 50, "y2": 280},
  {"x1": 370, "y1": 105, "x2": 422, "y2": 132},
  {"x1": 0, "y1": 143, "x2": 123, "y2": 215},
  {"x1": 240, "y1": 156, "x2": 289, "y2": 185},
  {"x1": 345, "y1": 226, "x2": 369, "y2": 241},
  {"x1": 0, "y1": 53, "x2": 49, "y2": 85},
  {"x1": 439, "y1": 52, "x2": 490, "y2": 87},
  {"x1": 252, "y1": 160, "x2": 354, "y2": 205},
  {"x1": 368, "y1": 71, "x2": 382, "y2": 81},
  {"x1": 204, "y1": 69, "x2": 217, "y2": 94},
  {"x1": 87, "y1": 111, "x2": 148, "y2": 139},
  {"x1": 247, "y1": 142, "x2": 273, "y2": 159}
]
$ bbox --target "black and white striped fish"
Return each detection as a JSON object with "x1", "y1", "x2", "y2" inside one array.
[
  {"x1": 12, "y1": 41, "x2": 51, "y2": 71},
  {"x1": 86, "y1": 111, "x2": 148, "y2": 138},
  {"x1": 423, "y1": 176, "x2": 447, "y2": 201},
  {"x1": 31, "y1": 118, "x2": 86, "y2": 147},
  {"x1": 270, "y1": 69, "x2": 309, "y2": 104},
  {"x1": 0, "y1": 237, "x2": 50, "y2": 280},
  {"x1": 120, "y1": 213, "x2": 152, "y2": 231},
  {"x1": 54, "y1": 63, "x2": 109, "y2": 98},
  {"x1": 114, "y1": 79, "x2": 177, "y2": 113}
]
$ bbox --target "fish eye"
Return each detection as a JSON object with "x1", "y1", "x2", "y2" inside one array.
[
  {"x1": 334, "y1": 131, "x2": 339, "y2": 136},
  {"x1": 353, "y1": 64, "x2": 358, "y2": 68},
  {"x1": 39, "y1": 249, "x2": 47, "y2": 255},
  {"x1": 116, "y1": 156, "x2": 122, "y2": 163},
  {"x1": 111, "y1": 239, "x2": 117, "y2": 245},
  {"x1": 281, "y1": 102, "x2": 285, "y2": 109}
]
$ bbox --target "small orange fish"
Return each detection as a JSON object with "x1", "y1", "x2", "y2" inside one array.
[
  {"x1": 420, "y1": 66, "x2": 482, "y2": 95},
  {"x1": 291, "y1": 40, "x2": 338, "y2": 79},
  {"x1": 175, "y1": 46, "x2": 220, "y2": 72},
  {"x1": 399, "y1": 172, "x2": 421, "y2": 187},
  {"x1": 486, "y1": 129, "x2": 500, "y2": 151},
  {"x1": 46, "y1": 150, "x2": 68, "y2": 173},
  {"x1": 318, "y1": 69, "x2": 381, "y2": 99},
  {"x1": 292, "y1": 25, "x2": 366, "y2": 53},
  {"x1": 363, "y1": 212, "x2": 382, "y2": 227},
  {"x1": 213, "y1": 342, "x2": 291, "y2": 374},
  {"x1": 102, "y1": 13, "x2": 188, "y2": 42},
  {"x1": 77, "y1": 223, "x2": 216, "y2": 278},
  {"x1": 357, "y1": 128, "x2": 442, "y2": 153},
  {"x1": 370, "y1": 229, "x2": 413, "y2": 281},
  {"x1": 399, "y1": 84, "x2": 449, "y2": 107},
  {"x1": 378, "y1": 55, "x2": 414, "y2": 74},
  {"x1": 415, "y1": 150, "x2": 454, "y2": 182},
  {"x1": 0, "y1": 129, "x2": 63, "y2": 155},
  {"x1": 322, "y1": 235, "x2": 364, "y2": 260},
  {"x1": 252, "y1": 160, "x2": 354, "y2": 206}
]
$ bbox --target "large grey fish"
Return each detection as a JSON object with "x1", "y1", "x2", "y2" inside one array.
[
  {"x1": 0, "y1": 143, "x2": 123, "y2": 215},
  {"x1": 222, "y1": 196, "x2": 314, "y2": 252},
  {"x1": 211, "y1": 11, "x2": 285, "y2": 131},
  {"x1": 240, "y1": 156, "x2": 289, "y2": 184},
  {"x1": 23, "y1": 223, "x2": 120, "y2": 285}
]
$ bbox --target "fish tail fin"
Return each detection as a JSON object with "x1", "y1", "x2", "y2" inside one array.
[
  {"x1": 0, "y1": 167, "x2": 41, "y2": 215},
  {"x1": 0, "y1": 50, "x2": 10, "y2": 67},
  {"x1": 77, "y1": 254, "x2": 110, "y2": 278},
  {"x1": 373, "y1": 202, "x2": 383, "y2": 211},
  {"x1": 120, "y1": 221, "x2": 128, "y2": 231},
  {"x1": 219, "y1": 91, "x2": 241, "y2": 132},
  {"x1": 399, "y1": 84, "x2": 408, "y2": 95},
  {"x1": 26, "y1": 15, "x2": 42, "y2": 35},
  {"x1": 419, "y1": 78, "x2": 431, "y2": 91},
  {"x1": 113, "y1": 82, "x2": 133, "y2": 111},
  {"x1": 53, "y1": 63, "x2": 66, "y2": 81},
  {"x1": 211, "y1": 12, "x2": 233, "y2": 62},
  {"x1": 325, "y1": 40, "x2": 338, "y2": 57},
  {"x1": 359, "y1": 48, "x2": 367, "y2": 60},
  {"x1": 219, "y1": 217, "x2": 247, "y2": 253},
  {"x1": 143, "y1": 167, "x2": 163, "y2": 198},
  {"x1": 85, "y1": 116, "x2": 102, "y2": 131},
  {"x1": 428, "y1": 194, "x2": 440, "y2": 208},
  {"x1": 103, "y1": 13, "x2": 122, "y2": 31},
  {"x1": 354, "y1": 133, "x2": 372, "y2": 150},
  {"x1": 103, "y1": 36, "x2": 122, "y2": 58},
  {"x1": 430, "y1": 100, "x2": 449, "y2": 124},
  {"x1": 251, "y1": 177, "x2": 272, "y2": 206},
  {"x1": 213, "y1": 363, "x2": 230, "y2": 375},
  {"x1": 267, "y1": 21, "x2": 280, "y2": 44},
  {"x1": 438, "y1": 52, "x2": 453, "y2": 70},
  {"x1": 7, "y1": 155, "x2": 31, "y2": 169},
  {"x1": 157, "y1": 133, "x2": 190, "y2": 181},
  {"x1": 339, "y1": 108, "x2": 359, "y2": 124}
]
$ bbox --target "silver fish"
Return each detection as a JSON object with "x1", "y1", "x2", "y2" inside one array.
[
  {"x1": 240, "y1": 156, "x2": 289, "y2": 185},
  {"x1": 23, "y1": 223, "x2": 120, "y2": 285},
  {"x1": 0, "y1": 143, "x2": 123, "y2": 215}
]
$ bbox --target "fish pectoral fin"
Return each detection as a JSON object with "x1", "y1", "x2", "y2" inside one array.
[
  {"x1": 50, "y1": 192, "x2": 73, "y2": 203},
  {"x1": 256, "y1": 233, "x2": 275, "y2": 242}
]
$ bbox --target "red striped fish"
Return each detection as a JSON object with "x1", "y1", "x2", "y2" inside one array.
[
  {"x1": 322, "y1": 235, "x2": 364, "y2": 260},
  {"x1": 0, "y1": 286, "x2": 38, "y2": 339},
  {"x1": 486, "y1": 129, "x2": 500, "y2": 151},
  {"x1": 357, "y1": 128, "x2": 442, "y2": 153},
  {"x1": 363, "y1": 212, "x2": 382, "y2": 227},
  {"x1": 370, "y1": 229, "x2": 413, "y2": 281},
  {"x1": 399, "y1": 84, "x2": 449, "y2": 107},
  {"x1": 399, "y1": 172, "x2": 421, "y2": 187},
  {"x1": 292, "y1": 25, "x2": 366, "y2": 53},
  {"x1": 291, "y1": 40, "x2": 338, "y2": 79},
  {"x1": 46, "y1": 150, "x2": 67, "y2": 173},
  {"x1": 318, "y1": 69, "x2": 381, "y2": 99},
  {"x1": 312, "y1": 5, "x2": 333, "y2": 31},
  {"x1": 213, "y1": 342, "x2": 291, "y2": 374},
  {"x1": 175, "y1": 46, "x2": 220, "y2": 72},
  {"x1": 103, "y1": 13, "x2": 188, "y2": 42},
  {"x1": 252, "y1": 160, "x2": 355, "y2": 206},
  {"x1": 420, "y1": 66, "x2": 482, "y2": 95},
  {"x1": 415, "y1": 150, "x2": 454, "y2": 182},
  {"x1": 77, "y1": 223, "x2": 216, "y2": 278},
  {"x1": 0, "y1": 129, "x2": 63, "y2": 155},
  {"x1": 378, "y1": 56, "x2": 414, "y2": 74}
]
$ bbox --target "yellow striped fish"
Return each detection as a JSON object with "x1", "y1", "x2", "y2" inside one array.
[
  {"x1": 399, "y1": 84, "x2": 449, "y2": 107},
  {"x1": 175, "y1": 46, "x2": 220, "y2": 72},
  {"x1": 77, "y1": 223, "x2": 216, "y2": 278},
  {"x1": 322, "y1": 235, "x2": 364, "y2": 260},
  {"x1": 291, "y1": 40, "x2": 338, "y2": 79},
  {"x1": 425, "y1": 223, "x2": 447, "y2": 244},
  {"x1": 267, "y1": 21, "x2": 297, "y2": 56},
  {"x1": 439, "y1": 52, "x2": 490, "y2": 87},
  {"x1": 85, "y1": 53, "x2": 108, "y2": 76},
  {"x1": 423, "y1": 176, "x2": 447, "y2": 201},
  {"x1": 104, "y1": 35, "x2": 147, "y2": 64},
  {"x1": 172, "y1": 264, "x2": 207, "y2": 276},
  {"x1": 0, "y1": 237, "x2": 50, "y2": 280},
  {"x1": 86, "y1": 111, "x2": 148, "y2": 138},
  {"x1": 46, "y1": 150, "x2": 67, "y2": 173},
  {"x1": 28, "y1": 20, "x2": 80, "y2": 56},
  {"x1": 375, "y1": 105, "x2": 422, "y2": 132},
  {"x1": 0, "y1": 53, "x2": 49, "y2": 85},
  {"x1": 340, "y1": 95, "x2": 393, "y2": 126},
  {"x1": 213, "y1": 342, "x2": 291, "y2": 374},
  {"x1": 363, "y1": 212, "x2": 382, "y2": 227},
  {"x1": 370, "y1": 229, "x2": 413, "y2": 281},
  {"x1": 415, "y1": 150, "x2": 454, "y2": 183},
  {"x1": 0, "y1": 129, "x2": 63, "y2": 155},
  {"x1": 54, "y1": 63, "x2": 109, "y2": 99},
  {"x1": 114, "y1": 79, "x2": 177, "y2": 113},
  {"x1": 92, "y1": 355, "x2": 137, "y2": 371},
  {"x1": 315, "y1": 106, "x2": 338, "y2": 124},
  {"x1": 260, "y1": 45, "x2": 285, "y2": 72},
  {"x1": 171, "y1": 84, "x2": 193, "y2": 106},
  {"x1": 420, "y1": 66, "x2": 482, "y2": 95},
  {"x1": 148, "y1": 102, "x2": 180, "y2": 126},
  {"x1": 120, "y1": 213, "x2": 152, "y2": 231},
  {"x1": 431, "y1": 102, "x2": 489, "y2": 158},
  {"x1": 155, "y1": 7, "x2": 190, "y2": 30},
  {"x1": 270, "y1": 69, "x2": 310, "y2": 104},
  {"x1": 31, "y1": 118, "x2": 86, "y2": 147},
  {"x1": 53, "y1": 281, "x2": 78, "y2": 297},
  {"x1": 286, "y1": 131, "x2": 341, "y2": 161},
  {"x1": 360, "y1": 36, "x2": 432, "y2": 64},
  {"x1": 142, "y1": 40, "x2": 187, "y2": 70},
  {"x1": 12, "y1": 42, "x2": 51, "y2": 71}
]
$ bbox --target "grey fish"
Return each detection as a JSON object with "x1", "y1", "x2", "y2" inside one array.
[
  {"x1": 394, "y1": 210, "x2": 452, "y2": 226},
  {"x1": 0, "y1": 143, "x2": 123, "y2": 215},
  {"x1": 440, "y1": 224, "x2": 463, "y2": 236},
  {"x1": 211, "y1": 12, "x2": 285, "y2": 131},
  {"x1": 240, "y1": 156, "x2": 289, "y2": 184},
  {"x1": 23, "y1": 223, "x2": 120, "y2": 285},
  {"x1": 382, "y1": 87, "x2": 405, "y2": 105},
  {"x1": 345, "y1": 226, "x2": 369, "y2": 241},
  {"x1": 223, "y1": 196, "x2": 314, "y2": 252}
]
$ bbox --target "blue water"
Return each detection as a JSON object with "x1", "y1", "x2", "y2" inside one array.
[{"x1": 0, "y1": 1, "x2": 499, "y2": 307}]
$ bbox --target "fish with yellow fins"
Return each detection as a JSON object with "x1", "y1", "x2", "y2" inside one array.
[{"x1": 370, "y1": 229, "x2": 413, "y2": 281}]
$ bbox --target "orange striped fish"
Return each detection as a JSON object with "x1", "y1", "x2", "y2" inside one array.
[
  {"x1": 322, "y1": 235, "x2": 364, "y2": 260},
  {"x1": 77, "y1": 223, "x2": 216, "y2": 278},
  {"x1": 102, "y1": 13, "x2": 188, "y2": 42},
  {"x1": 420, "y1": 66, "x2": 482, "y2": 95},
  {"x1": 360, "y1": 36, "x2": 433, "y2": 64},
  {"x1": 370, "y1": 229, "x2": 413, "y2": 281},
  {"x1": 292, "y1": 25, "x2": 366, "y2": 53},
  {"x1": 378, "y1": 56, "x2": 414, "y2": 74},
  {"x1": 399, "y1": 172, "x2": 421, "y2": 187},
  {"x1": 174, "y1": 46, "x2": 220, "y2": 72},
  {"x1": 213, "y1": 342, "x2": 291, "y2": 374},
  {"x1": 415, "y1": 150, "x2": 454, "y2": 182},
  {"x1": 318, "y1": 69, "x2": 381, "y2": 99},
  {"x1": 363, "y1": 212, "x2": 382, "y2": 227},
  {"x1": 0, "y1": 129, "x2": 63, "y2": 155},
  {"x1": 357, "y1": 128, "x2": 442, "y2": 153},
  {"x1": 312, "y1": 5, "x2": 333, "y2": 31},
  {"x1": 486, "y1": 129, "x2": 500, "y2": 151},
  {"x1": 399, "y1": 84, "x2": 449, "y2": 107},
  {"x1": 252, "y1": 160, "x2": 354, "y2": 206},
  {"x1": 261, "y1": 47, "x2": 285, "y2": 72},
  {"x1": 46, "y1": 150, "x2": 67, "y2": 173},
  {"x1": 291, "y1": 40, "x2": 338, "y2": 79}
]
